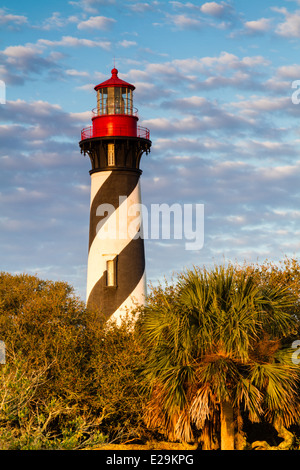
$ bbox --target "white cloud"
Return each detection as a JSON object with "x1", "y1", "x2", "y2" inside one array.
[
  {"x1": 200, "y1": 2, "x2": 227, "y2": 17},
  {"x1": 3, "y1": 44, "x2": 43, "y2": 59},
  {"x1": 167, "y1": 14, "x2": 202, "y2": 29},
  {"x1": 70, "y1": 0, "x2": 115, "y2": 14},
  {"x1": 69, "y1": 110, "x2": 92, "y2": 122},
  {"x1": 244, "y1": 18, "x2": 272, "y2": 33},
  {"x1": 273, "y1": 7, "x2": 300, "y2": 37},
  {"x1": 277, "y1": 64, "x2": 300, "y2": 79},
  {"x1": 171, "y1": 0, "x2": 235, "y2": 20},
  {"x1": 240, "y1": 55, "x2": 270, "y2": 67},
  {"x1": 37, "y1": 36, "x2": 111, "y2": 50},
  {"x1": 232, "y1": 96, "x2": 290, "y2": 115},
  {"x1": 77, "y1": 15, "x2": 116, "y2": 30},
  {"x1": 165, "y1": 95, "x2": 214, "y2": 109},
  {"x1": 75, "y1": 83, "x2": 96, "y2": 92},
  {"x1": 128, "y1": 3, "x2": 155, "y2": 13},
  {"x1": 259, "y1": 163, "x2": 300, "y2": 180},
  {"x1": 172, "y1": 52, "x2": 270, "y2": 74},
  {"x1": 40, "y1": 12, "x2": 79, "y2": 30},
  {"x1": 1, "y1": 43, "x2": 59, "y2": 82},
  {"x1": 0, "y1": 8, "x2": 28, "y2": 26},
  {"x1": 125, "y1": 53, "x2": 273, "y2": 95},
  {"x1": 264, "y1": 76, "x2": 290, "y2": 93},
  {"x1": 0, "y1": 99, "x2": 88, "y2": 144},
  {"x1": 65, "y1": 69, "x2": 89, "y2": 77},
  {"x1": 142, "y1": 110, "x2": 251, "y2": 136},
  {"x1": 118, "y1": 40, "x2": 137, "y2": 48}
]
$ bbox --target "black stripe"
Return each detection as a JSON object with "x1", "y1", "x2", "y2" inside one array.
[
  {"x1": 89, "y1": 170, "x2": 140, "y2": 250},
  {"x1": 87, "y1": 236, "x2": 145, "y2": 318}
]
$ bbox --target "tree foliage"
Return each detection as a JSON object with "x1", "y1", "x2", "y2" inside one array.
[
  {"x1": 136, "y1": 260, "x2": 300, "y2": 449},
  {"x1": 0, "y1": 259, "x2": 300, "y2": 450},
  {"x1": 0, "y1": 272, "x2": 147, "y2": 449}
]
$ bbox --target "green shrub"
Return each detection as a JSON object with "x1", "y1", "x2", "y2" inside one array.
[{"x1": 0, "y1": 273, "x2": 149, "y2": 448}]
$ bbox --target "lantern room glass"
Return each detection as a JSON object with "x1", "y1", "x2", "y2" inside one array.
[{"x1": 97, "y1": 87, "x2": 133, "y2": 116}]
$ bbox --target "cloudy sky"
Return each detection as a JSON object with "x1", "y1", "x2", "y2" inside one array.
[{"x1": 1, "y1": 0, "x2": 300, "y2": 300}]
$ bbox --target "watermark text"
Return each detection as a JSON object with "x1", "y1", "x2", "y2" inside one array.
[
  {"x1": 95, "y1": 198, "x2": 204, "y2": 251},
  {"x1": 0, "y1": 80, "x2": 5, "y2": 105}
]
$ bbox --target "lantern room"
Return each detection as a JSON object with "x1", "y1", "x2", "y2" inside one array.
[
  {"x1": 80, "y1": 68, "x2": 150, "y2": 141},
  {"x1": 94, "y1": 68, "x2": 135, "y2": 116}
]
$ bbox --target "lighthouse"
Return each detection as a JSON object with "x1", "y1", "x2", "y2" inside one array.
[{"x1": 79, "y1": 68, "x2": 151, "y2": 322}]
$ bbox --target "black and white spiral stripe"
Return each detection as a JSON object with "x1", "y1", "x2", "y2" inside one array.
[{"x1": 86, "y1": 169, "x2": 146, "y2": 322}]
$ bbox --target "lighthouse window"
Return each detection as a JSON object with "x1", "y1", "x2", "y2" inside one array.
[
  {"x1": 107, "y1": 143, "x2": 115, "y2": 166},
  {"x1": 115, "y1": 88, "x2": 124, "y2": 114},
  {"x1": 105, "y1": 87, "x2": 125, "y2": 114},
  {"x1": 106, "y1": 259, "x2": 116, "y2": 287},
  {"x1": 97, "y1": 89, "x2": 100, "y2": 115},
  {"x1": 102, "y1": 88, "x2": 108, "y2": 115},
  {"x1": 107, "y1": 87, "x2": 115, "y2": 114}
]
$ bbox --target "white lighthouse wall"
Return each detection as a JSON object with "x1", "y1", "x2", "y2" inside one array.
[{"x1": 109, "y1": 272, "x2": 146, "y2": 326}]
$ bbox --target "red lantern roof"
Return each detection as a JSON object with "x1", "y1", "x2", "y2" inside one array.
[{"x1": 94, "y1": 68, "x2": 135, "y2": 91}]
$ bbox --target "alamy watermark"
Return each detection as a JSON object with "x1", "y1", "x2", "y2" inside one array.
[
  {"x1": 292, "y1": 340, "x2": 300, "y2": 365},
  {"x1": 0, "y1": 80, "x2": 5, "y2": 105},
  {"x1": 0, "y1": 341, "x2": 5, "y2": 364},
  {"x1": 291, "y1": 80, "x2": 300, "y2": 104},
  {"x1": 95, "y1": 198, "x2": 204, "y2": 251}
]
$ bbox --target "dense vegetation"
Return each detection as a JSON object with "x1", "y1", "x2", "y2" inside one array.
[
  {"x1": 138, "y1": 260, "x2": 300, "y2": 449},
  {"x1": 0, "y1": 273, "x2": 146, "y2": 449},
  {"x1": 0, "y1": 258, "x2": 300, "y2": 449}
]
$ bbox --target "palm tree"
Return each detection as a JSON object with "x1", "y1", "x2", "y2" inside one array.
[{"x1": 138, "y1": 264, "x2": 300, "y2": 450}]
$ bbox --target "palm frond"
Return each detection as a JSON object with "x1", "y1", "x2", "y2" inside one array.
[
  {"x1": 138, "y1": 263, "x2": 300, "y2": 443},
  {"x1": 189, "y1": 385, "x2": 216, "y2": 429}
]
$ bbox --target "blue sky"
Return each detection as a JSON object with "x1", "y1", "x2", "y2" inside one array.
[{"x1": 1, "y1": 0, "x2": 300, "y2": 300}]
